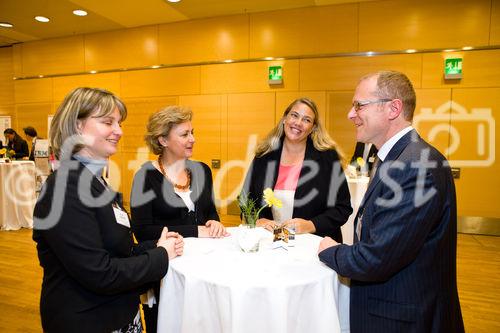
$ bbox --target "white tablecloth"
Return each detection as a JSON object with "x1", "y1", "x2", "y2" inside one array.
[
  {"x1": 158, "y1": 228, "x2": 350, "y2": 333},
  {"x1": 341, "y1": 176, "x2": 369, "y2": 245},
  {"x1": 0, "y1": 160, "x2": 36, "y2": 230}
]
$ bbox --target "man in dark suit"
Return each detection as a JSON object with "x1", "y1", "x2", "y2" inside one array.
[
  {"x1": 318, "y1": 71, "x2": 464, "y2": 332},
  {"x1": 350, "y1": 141, "x2": 378, "y2": 173}
]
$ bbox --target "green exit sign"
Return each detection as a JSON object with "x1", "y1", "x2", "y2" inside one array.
[
  {"x1": 268, "y1": 66, "x2": 283, "y2": 85},
  {"x1": 444, "y1": 58, "x2": 462, "y2": 79}
]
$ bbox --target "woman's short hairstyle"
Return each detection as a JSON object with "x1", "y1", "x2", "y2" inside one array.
[
  {"x1": 144, "y1": 106, "x2": 193, "y2": 155},
  {"x1": 255, "y1": 98, "x2": 344, "y2": 162},
  {"x1": 23, "y1": 126, "x2": 37, "y2": 137},
  {"x1": 50, "y1": 87, "x2": 127, "y2": 158}
]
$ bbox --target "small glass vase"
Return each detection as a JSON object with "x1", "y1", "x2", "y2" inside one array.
[{"x1": 238, "y1": 218, "x2": 259, "y2": 253}]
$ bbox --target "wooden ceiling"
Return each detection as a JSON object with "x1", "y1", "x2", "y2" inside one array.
[{"x1": 0, "y1": 0, "x2": 376, "y2": 47}]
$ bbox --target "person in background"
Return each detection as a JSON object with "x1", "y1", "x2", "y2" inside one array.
[
  {"x1": 23, "y1": 126, "x2": 40, "y2": 161},
  {"x1": 33, "y1": 87, "x2": 184, "y2": 333},
  {"x1": 350, "y1": 141, "x2": 378, "y2": 174},
  {"x1": 318, "y1": 71, "x2": 464, "y2": 332},
  {"x1": 130, "y1": 105, "x2": 228, "y2": 332},
  {"x1": 243, "y1": 97, "x2": 352, "y2": 242},
  {"x1": 3, "y1": 128, "x2": 29, "y2": 159}
]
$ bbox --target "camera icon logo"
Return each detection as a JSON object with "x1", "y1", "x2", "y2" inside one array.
[{"x1": 413, "y1": 101, "x2": 495, "y2": 167}]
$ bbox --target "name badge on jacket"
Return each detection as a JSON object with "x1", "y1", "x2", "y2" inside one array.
[{"x1": 113, "y1": 204, "x2": 130, "y2": 228}]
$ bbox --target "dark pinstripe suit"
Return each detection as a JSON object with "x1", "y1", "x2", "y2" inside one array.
[{"x1": 319, "y1": 130, "x2": 464, "y2": 333}]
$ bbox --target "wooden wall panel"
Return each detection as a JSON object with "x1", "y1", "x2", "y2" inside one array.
[
  {"x1": 20, "y1": 36, "x2": 85, "y2": 77},
  {"x1": 412, "y1": 89, "x2": 453, "y2": 158},
  {"x1": 249, "y1": 4, "x2": 358, "y2": 58},
  {"x1": 359, "y1": 0, "x2": 491, "y2": 51},
  {"x1": 121, "y1": 97, "x2": 179, "y2": 154},
  {"x1": 179, "y1": 95, "x2": 226, "y2": 206},
  {"x1": 226, "y1": 93, "x2": 275, "y2": 202},
  {"x1": 158, "y1": 15, "x2": 248, "y2": 65},
  {"x1": 53, "y1": 73, "x2": 121, "y2": 102},
  {"x1": 15, "y1": 104, "x2": 52, "y2": 139},
  {"x1": 300, "y1": 54, "x2": 422, "y2": 91},
  {"x1": 84, "y1": 26, "x2": 158, "y2": 71},
  {"x1": 14, "y1": 78, "x2": 53, "y2": 104},
  {"x1": 201, "y1": 60, "x2": 299, "y2": 94},
  {"x1": 327, "y1": 91, "x2": 356, "y2": 159},
  {"x1": 492, "y1": 0, "x2": 500, "y2": 45},
  {"x1": 0, "y1": 47, "x2": 14, "y2": 105},
  {"x1": 12, "y1": 44, "x2": 22, "y2": 78},
  {"x1": 275, "y1": 92, "x2": 327, "y2": 128},
  {"x1": 422, "y1": 50, "x2": 500, "y2": 88},
  {"x1": 449, "y1": 88, "x2": 500, "y2": 218},
  {"x1": 121, "y1": 67, "x2": 200, "y2": 98},
  {"x1": 179, "y1": 95, "x2": 223, "y2": 165}
]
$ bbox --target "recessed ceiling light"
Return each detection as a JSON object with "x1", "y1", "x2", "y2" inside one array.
[
  {"x1": 366, "y1": 51, "x2": 374, "y2": 56},
  {"x1": 167, "y1": 0, "x2": 181, "y2": 3},
  {"x1": 443, "y1": 49, "x2": 455, "y2": 52},
  {"x1": 151, "y1": 65, "x2": 161, "y2": 69},
  {"x1": 264, "y1": 57, "x2": 274, "y2": 61},
  {"x1": 462, "y1": 46, "x2": 473, "y2": 50},
  {"x1": 406, "y1": 49, "x2": 417, "y2": 53},
  {"x1": 73, "y1": 10, "x2": 88, "y2": 17},
  {"x1": 89, "y1": 70, "x2": 97, "y2": 74},
  {"x1": 223, "y1": 59, "x2": 233, "y2": 63},
  {"x1": 0, "y1": 22, "x2": 13, "y2": 28},
  {"x1": 35, "y1": 16, "x2": 50, "y2": 23}
]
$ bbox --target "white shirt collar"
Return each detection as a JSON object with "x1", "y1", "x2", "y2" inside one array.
[{"x1": 377, "y1": 126, "x2": 414, "y2": 162}]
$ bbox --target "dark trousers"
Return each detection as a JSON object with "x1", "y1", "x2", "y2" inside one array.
[{"x1": 142, "y1": 303, "x2": 158, "y2": 333}]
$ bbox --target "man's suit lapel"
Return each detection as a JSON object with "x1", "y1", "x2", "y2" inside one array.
[{"x1": 360, "y1": 130, "x2": 418, "y2": 207}]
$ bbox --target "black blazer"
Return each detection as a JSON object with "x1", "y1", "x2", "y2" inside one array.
[
  {"x1": 350, "y1": 141, "x2": 378, "y2": 172},
  {"x1": 319, "y1": 131, "x2": 464, "y2": 332},
  {"x1": 7, "y1": 135, "x2": 29, "y2": 159},
  {"x1": 244, "y1": 138, "x2": 352, "y2": 242},
  {"x1": 33, "y1": 159, "x2": 169, "y2": 333},
  {"x1": 130, "y1": 160, "x2": 220, "y2": 240}
]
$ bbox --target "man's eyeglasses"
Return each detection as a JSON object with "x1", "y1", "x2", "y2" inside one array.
[{"x1": 352, "y1": 99, "x2": 392, "y2": 112}]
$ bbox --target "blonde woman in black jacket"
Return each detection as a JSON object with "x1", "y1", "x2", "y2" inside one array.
[{"x1": 33, "y1": 87, "x2": 183, "y2": 333}]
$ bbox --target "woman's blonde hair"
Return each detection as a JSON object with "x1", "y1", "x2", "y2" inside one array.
[
  {"x1": 255, "y1": 97, "x2": 344, "y2": 160},
  {"x1": 50, "y1": 87, "x2": 127, "y2": 159},
  {"x1": 145, "y1": 106, "x2": 193, "y2": 155}
]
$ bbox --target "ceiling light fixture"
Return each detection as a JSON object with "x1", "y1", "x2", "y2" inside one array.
[
  {"x1": 89, "y1": 70, "x2": 97, "y2": 74},
  {"x1": 35, "y1": 16, "x2": 50, "y2": 23},
  {"x1": 223, "y1": 59, "x2": 233, "y2": 63},
  {"x1": 167, "y1": 0, "x2": 182, "y2": 3},
  {"x1": 0, "y1": 22, "x2": 13, "y2": 28},
  {"x1": 73, "y1": 10, "x2": 88, "y2": 17},
  {"x1": 462, "y1": 46, "x2": 473, "y2": 50},
  {"x1": 406, "y1": 49, "x2": 417, "y2": 53}
]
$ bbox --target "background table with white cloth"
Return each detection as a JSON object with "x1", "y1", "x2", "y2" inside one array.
[
  {"x1": 0, "y1": 160, "x2": 36, "y2": 230},
  {"x1": 158, "y1": 227, "x2": 350, "y2": 333},
  {"x1": 341, "y1": 176, "x2": 369, "y2": 245}
]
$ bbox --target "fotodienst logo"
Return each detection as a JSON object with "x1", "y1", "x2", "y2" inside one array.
[{"x1": 413, "y1": 101, "x2": 495, "y2": 167}]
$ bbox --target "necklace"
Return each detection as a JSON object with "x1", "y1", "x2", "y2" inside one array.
[{"x1": 157, "y1": 156, "x2": 191, "y2": 190}]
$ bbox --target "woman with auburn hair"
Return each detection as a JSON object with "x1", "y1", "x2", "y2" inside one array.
[
  {"x1": 33, "y1": 87, "x2": 183, "y2": 333},
  {"x1": 130, "y1": 105, "x2": 228, "y2": 332},
  {"x1": 243, "y1": 97, "x2": 352, "y2": 242}
]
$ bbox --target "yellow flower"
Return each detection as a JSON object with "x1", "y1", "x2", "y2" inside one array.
[
  {"x1": 356, "y1": 157, "x2": 366, "y2": 168},
  {"x1": 0, "y1": 148, "x2": 6, "y2": 155},
  {"x1": 263, "y1": 188, "x2": 282, "y2": 209}
]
